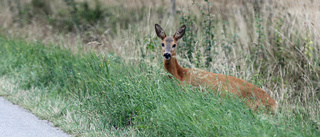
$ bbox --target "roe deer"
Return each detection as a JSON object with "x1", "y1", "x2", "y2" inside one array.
[{"x1": 155, "y1": 24, "x2": 278, "y2": 113}]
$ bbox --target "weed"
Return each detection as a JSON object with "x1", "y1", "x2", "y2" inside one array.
[
  {"x1": 1, "y1": 36, "x2": 320, "y2": 136},
  {"x1": 1, "y1": 0, "x2": 320, "y2": 136}
]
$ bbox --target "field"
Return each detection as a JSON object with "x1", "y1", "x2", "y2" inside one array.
[{"x1": 0, "y1": 0, "x2": 319, "y2": 136}]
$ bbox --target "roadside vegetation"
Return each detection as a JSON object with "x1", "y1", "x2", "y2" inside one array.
[
  {"x1": 1, "y1": 36, "x2": 319, "y2": 136},
  {"x1": 0, "y1": 0, "x2": 319, "y2": 136}
]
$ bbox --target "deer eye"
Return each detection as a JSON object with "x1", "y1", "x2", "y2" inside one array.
[
  {"x1": 162, "y1": 43, "x2": 165, "y2": 47},
  {"x1": 172, "y1": 44, "x2": 176, "y2": 48}
]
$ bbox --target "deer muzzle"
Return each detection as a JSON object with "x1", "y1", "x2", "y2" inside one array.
[{"x1": 163, "y1": 53, "x2": 171, "y2": 60}]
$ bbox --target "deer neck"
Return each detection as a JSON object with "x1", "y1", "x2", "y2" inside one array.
[{"x1": 164, "y1": 57, "x2": 186, "y2": 81}]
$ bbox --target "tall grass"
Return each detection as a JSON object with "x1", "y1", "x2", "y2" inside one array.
[
  {"x1": 0, "y1": 0, "x2": 320, "y2": 136},
  {"x1": 1, "y1": 36, "x2": 319, "y2": 136}
]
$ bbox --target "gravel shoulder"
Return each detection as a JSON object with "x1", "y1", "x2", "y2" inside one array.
[{"x1": 0, "y1": 97, "x2": 70, "y2": 137}]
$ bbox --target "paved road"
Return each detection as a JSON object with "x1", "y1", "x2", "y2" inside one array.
[{"x1": 0, "y1": 97, "x2": 70, "y2": 137}]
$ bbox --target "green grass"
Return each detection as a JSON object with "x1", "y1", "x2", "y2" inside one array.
[{"x1": 0, "y1": 36, "x2": 319, "y2": 136}]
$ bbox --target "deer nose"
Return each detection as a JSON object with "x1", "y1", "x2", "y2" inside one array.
[{"x1": 163, "y1": 53, "x2": 171, "y2": 60}]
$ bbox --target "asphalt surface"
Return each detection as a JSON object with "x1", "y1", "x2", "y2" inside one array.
[{"x1": 0, "y1": 97, "x2": 70, "y2": 137}]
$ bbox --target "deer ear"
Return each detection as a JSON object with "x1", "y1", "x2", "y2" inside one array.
[
  {"x1": 173, "y1": 25, "x2": 186, "y2": 41},
  {"x1": 155, "y1": 24, "x2": 166, "y2": 40}
]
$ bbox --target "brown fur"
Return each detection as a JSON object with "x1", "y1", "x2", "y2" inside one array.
[{"x1": 155, "y1": 24, "x2": 278, "y2": 113}]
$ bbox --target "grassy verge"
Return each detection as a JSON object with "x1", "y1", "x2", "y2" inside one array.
[{"x1": 0, "y1": 36, "x2": 319, "y2": 136}]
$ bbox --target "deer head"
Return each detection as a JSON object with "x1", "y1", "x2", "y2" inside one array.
[{"x1": 155, "y1": 24, "x2": 186, "y2": 60}]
